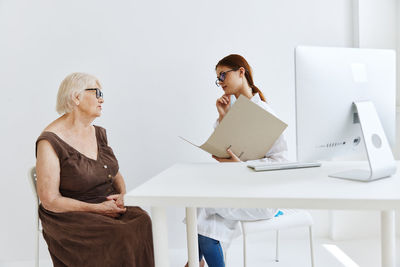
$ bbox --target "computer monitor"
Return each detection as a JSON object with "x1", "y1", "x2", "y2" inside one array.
[{"x1": 295, "y1": 46, "x2": 397, "y2": 181}]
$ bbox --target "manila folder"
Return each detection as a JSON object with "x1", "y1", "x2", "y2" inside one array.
[{"x1": 180, "y1": 95, "x2": 287, "y2": 161}]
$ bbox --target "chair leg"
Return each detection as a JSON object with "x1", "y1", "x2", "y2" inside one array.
[
  {"x1": 222, "y1": 243, "x2": 227, "y2": 265},
  {"x1": 309, "y1": 226, "x2": 315, "y2": 267},
  {"x1": 241, "y1": 222, "x2": 247, "y2": 267},
  {"x1": 275, "y1": 230, "x2": 279, "y2": 262},
  {"x1": 35, "y1": 229, "x2": 39, "y2": 267}
]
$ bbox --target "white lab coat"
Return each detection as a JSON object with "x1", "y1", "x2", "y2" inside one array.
[{"x1": 197, "y1": 93, "x2": 288, "y2": 247}]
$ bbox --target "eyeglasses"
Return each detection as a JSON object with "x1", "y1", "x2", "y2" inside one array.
[
  {"x1": 215, "y1": 69, "x2": 238, "y2": 87},
  {"x1": 85, "y1": 88, "x2": 103, "y2": 99}
]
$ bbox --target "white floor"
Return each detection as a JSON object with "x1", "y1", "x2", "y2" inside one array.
[{"x1": 2, "y1": 235, "x2": 399, "y2": 267}]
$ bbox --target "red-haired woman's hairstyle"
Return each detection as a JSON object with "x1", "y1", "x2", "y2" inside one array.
[{"x1": 216, "y1": 54, "x2": 266, "y2": 102}]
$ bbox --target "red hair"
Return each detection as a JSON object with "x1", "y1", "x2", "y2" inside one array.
[{"x1": 216, "y1": 54, "x2": 266, "y2": 102}]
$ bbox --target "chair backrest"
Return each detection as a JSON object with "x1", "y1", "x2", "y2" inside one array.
[
  {"x1": 28, "y1": 166, "x2": 42, "y2": 235},
  {"x1": 241, "y1": 209, "x2": 314, "y2": 234},
  {"x1": 28, "y1": 166, "x2": 39, "y2": 205}
]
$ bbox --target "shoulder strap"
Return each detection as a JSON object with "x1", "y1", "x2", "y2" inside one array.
[
  {"x1": 35, "y1": 132, "x2": 67, "y2": 159},
  {"x1": 95, "y1": 125, "x2": 108, "y2": 146}
]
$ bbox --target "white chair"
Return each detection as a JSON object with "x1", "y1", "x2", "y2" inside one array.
[
  {"x1": 28, "y1": 166, "x2": 41, "y2": 267},
  {"x1": 240, "y1": 209, "x2": 315, "y2": 267}
]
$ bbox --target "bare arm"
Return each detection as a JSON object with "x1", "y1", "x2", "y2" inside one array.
[
  {"x1": 36, "y1": 140, "x2": 125, "y2": 216},
  {"x1": 113, "y1": 171, "x2": 126, "y2": 194},
  {"x1": 106, "y1": 171, "x2": 126, "y2": 209}
]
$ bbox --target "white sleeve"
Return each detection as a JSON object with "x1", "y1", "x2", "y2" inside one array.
[
  {"x1": 213, "y1": 118, "x2": 219, "y2": 130},
  {"x1": 245, "y1": 131, "x2": 289, "y2": 164}
]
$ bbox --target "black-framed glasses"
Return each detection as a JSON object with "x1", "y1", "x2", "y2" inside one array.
[
  {"x1": 215, "y1": 69, "x2": 238, "y2": 86},
  {"x1": 85, "y1": 88, "x2": 103, "y2": 99}
]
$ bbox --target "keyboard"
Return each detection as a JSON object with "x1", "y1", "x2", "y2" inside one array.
[{"x1": 247, "y1": 162, "x2": 321, "y2": 172}]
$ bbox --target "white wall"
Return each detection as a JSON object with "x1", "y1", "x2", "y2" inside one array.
[
  {"x1": 397, "y1": 0, "x2": 400, "y2": 110},
  {"x1": 0, "y1": 0, "x2": 375, "y2": 262},
  {"x1": 358, "y1": 0, "x2": 397, "y2": 49},
  {"x1": 358, "y1": 0, "x2": 398, "y2": 104}
]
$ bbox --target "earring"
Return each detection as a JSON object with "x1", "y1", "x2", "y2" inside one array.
[{"x1": 75, "y1": 101, "x2": 79, "y2": 106}]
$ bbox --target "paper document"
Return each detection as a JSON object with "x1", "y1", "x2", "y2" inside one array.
[{"x1": 180, "y1": 95, "x2": 288, "y2": 161}]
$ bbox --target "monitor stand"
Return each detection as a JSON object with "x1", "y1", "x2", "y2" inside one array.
[{"x1": 329, "y1": 101, "x2": 397, "y2": 182}]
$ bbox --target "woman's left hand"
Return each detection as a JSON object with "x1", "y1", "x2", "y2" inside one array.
[
  {"x1": 106, "y1": 194, "x2": 125, "y2": 209},
  {"x1": 212, "y1": 148, "x2": 241, "y2": 162}
]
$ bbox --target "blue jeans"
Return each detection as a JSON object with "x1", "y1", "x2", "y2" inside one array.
[{"x1": 198, "y1": 234, "x2": 225, "y2": 267}]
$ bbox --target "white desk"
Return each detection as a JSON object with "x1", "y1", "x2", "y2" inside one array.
[{"x1": 125, "y1": 161, "x2": 400, "y2": 267}]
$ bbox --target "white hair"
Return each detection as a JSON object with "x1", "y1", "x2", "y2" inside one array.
[{"x1": 56, "y1": 72, "x2": 101, "y2": 114}]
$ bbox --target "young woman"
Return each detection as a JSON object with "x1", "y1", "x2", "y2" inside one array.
[{"x1": 192, "y1": 54, "x2": 288, "y2": 267}]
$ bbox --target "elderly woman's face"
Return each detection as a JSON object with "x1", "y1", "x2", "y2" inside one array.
[{"x1": 78, "y1": 84, "x2": 104, "y2": 117}]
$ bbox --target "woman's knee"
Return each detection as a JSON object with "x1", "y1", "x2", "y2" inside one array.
[
  {"x1": 198, "y1": 235, "x2": 225, "y2": 266},
  {"x1": 198, "y1": 235, "x2": 220, "y2": 252}
]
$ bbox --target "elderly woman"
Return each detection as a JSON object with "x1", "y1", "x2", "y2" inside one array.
[{"x1": 35, "y1": 72, "x2": 154, "y2": 267}]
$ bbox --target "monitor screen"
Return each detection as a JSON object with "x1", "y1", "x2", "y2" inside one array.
[{"x1": 295, "y1": 46, "x2": 396, "y2": 162}]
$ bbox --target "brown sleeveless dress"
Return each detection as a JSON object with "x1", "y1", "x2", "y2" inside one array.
[{"x1": 36, "y1": 126, "x2": 154, "y2": 267}]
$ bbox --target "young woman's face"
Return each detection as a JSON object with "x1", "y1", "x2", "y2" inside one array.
[{"x1": 215, "y1": 65, "x2": 242, "y2": 95}]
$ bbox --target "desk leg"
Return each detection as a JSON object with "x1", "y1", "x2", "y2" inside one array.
[
  {"x1": 151, "y1": 207, "x2": 170, "y2": 267},
  {"x1": 381, "y1": 210, "x2": 395, "y2": 267},
  {"x1": 186, "y1": 207, "x2": 199, "y2": 267}
]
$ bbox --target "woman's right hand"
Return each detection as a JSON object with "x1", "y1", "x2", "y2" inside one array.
[
  {"x1": 97, "y1": 199, "x2": 126, "y2": 218},
  {"x1": 216, "y1": 94, "x2": 231, "y2": 122}
]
